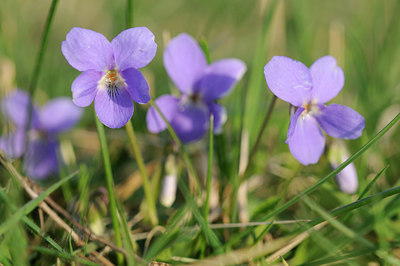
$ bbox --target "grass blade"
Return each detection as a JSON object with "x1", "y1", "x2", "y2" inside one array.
[
  {"x1": 224, "y1": 111, "x2": 400, "y2": 249},
  {"x1": 178, "y1": 177, "x2": 222, "y2": 251},
  {"x1": 0, "y1": 170, "x2": 78, "y2": 236},
  {"x1": 358, "y1": 165, "x2": 389, "y2": 200},
  {"x1": 32, "y1": 246, "x2": 98, "y2": 266},
  {"x1": 302, "y1": 196, "x2": 374, "y2": 249}
]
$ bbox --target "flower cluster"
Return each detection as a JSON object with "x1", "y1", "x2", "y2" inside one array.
[
  {"x1": 146, "y1": 33, "x2": 246, "y2": 143},
  {"x1": 0, "y1": 26, "x2": 365, "y2": 195},
  {"x1": 0, "y1": 90, "x2": 82, "y2": 179}
]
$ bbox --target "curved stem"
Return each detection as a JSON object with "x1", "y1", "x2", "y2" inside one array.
[
  {"x1": 204, "y1": 114, "x2": 214, "y2": 221},
  {"x1": 125, "y1": 120, "x2": 158, "y2": 225},
  {"x1": 94, "y1": 115, "x2": 123, "y2": 263},
  {"x1": 240, "y1": 95, "x2": 277, "y2": 182},
  {"x1": 28, "y1": 0, "x2": 59, "y2": 96},
  {"x1": 149, "y1": 99, "x2": 201, "y2": 192},
  {"x1": 25, "y1": 0, "x2": 59, "y2": 152}
]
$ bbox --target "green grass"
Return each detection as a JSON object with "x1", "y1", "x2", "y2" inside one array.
[{"x1": 1, "y1": 0, "x2": 400, "y2": 264}]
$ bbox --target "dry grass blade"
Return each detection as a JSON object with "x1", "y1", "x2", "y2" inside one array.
[
  {"x1": 188, "y1": 221, "x2": 327, "y2": 265},
  {"x1": 0, "y1": 156, "x2": 115, "y2": 265},
  {"x1": 265, "y1": 221, "x2": 328, "y2": 263}
]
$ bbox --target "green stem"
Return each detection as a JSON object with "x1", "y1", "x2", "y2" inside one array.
[
  {"x1": 126, "y1": 0, "x2": 134, "y2": 28},
  {"x1": 125, "y1": 120, "x2": 158, "y2": 225},
  {"x1": 28, "y1": 0, "x2": 59, "y2": 95},
  {"x1": 240, "y1": 95, "x2": 277, "y2": 182},
  {"x1": 94, "y1": 115, "x2": 123, "y2": 263},
  {"x1": 204, "y1": 114, "x2": 214, "y2": 222},
  {"x1": 25, "y1": 0, "x2": 59, "y2": 150},
  {"x1": 149, "y1": 99, "x2": 201, "y2": 193},
  {"x1": 231, "y1": 95, "x2": 276, "y2": 222}
]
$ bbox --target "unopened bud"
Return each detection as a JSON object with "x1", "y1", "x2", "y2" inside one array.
[
  {"x1": 160, "y1": 155, "x2": 178, "y2": 207},
  {"x1": 328, "y1": 141, "x2": 358, "y2": 194}
]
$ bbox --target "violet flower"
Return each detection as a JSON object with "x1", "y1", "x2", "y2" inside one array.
[
  {"x1": 146, "y1": 33, "x2": 246, "y2": 142},
  {"x1": 62, "y1": 27, "x2": 157, "y2": 128},
  {"x1": 264, "y1": 56, "x2": 365, "y2": 165},
  {"x1": 0, "y1": 90, "x2": 82, "y2": 179}
]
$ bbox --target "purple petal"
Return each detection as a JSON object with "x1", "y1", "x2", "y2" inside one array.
[
  {"x1": 310, "y1": 56, "x2": 344, "y2": 104},
  {"x1": 198, "y1": 59, "x2": 246, "y2": 101},
  {"x1": 0, "y1": 129, "x2": 26, "y2": 159},
  {"x1": 171, "y1": 103, "x2": 209, "y2": 143},
  {"x1": 61, "y1": 27, "x2": 113, "y2": 72},
  {"x1": 111, "y1": 27, "x2": 157, "y2": 70},
  {"x1": 1, "y1": 89, "x2": 38, "y2": 128},
  {"x1": 23, "y1": 139, "x2": 59, "y2": 179},
  {"x1": 71, "y1": 70, "x2": 102, "y2": 107},
  {"x1": 146, "y1": 95, "x2": 179, "y2": 133},
  {"x1": 208, "y1": 103, "x2": 227, "y2": 134},
  {"x1": 315, "y1": 104, "x2": 365, "y2": 139},
  {"x1": 94, "y1": 88, "x2": 133, "y2": 128},
  {"x1": 264, "y1": 56, "x2": 312, "y2": 106},
  {"x1": 121, "y1": 68, "x2": 150, "y2": 104},
  {"x1": 38, "y1": 98, "x2": 82, "y2": 134},
  {"x1": 286, "y1": 107, "x2": 305, "y2": 143},
  {"x1": 163, "y1": 33, "x2": 207, "y2": 94},
  {"x1": 287, "y1": 113, "x2": 325, "y2": 165}
]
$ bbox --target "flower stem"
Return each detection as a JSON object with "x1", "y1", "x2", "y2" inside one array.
[
  {"x1": 149, "y1": 99, "x2": 202, "y2": 193},
  {"x1": 240, "y1": 95, "x2": 277, "y2": 182},
  {"x1": 25, "y1": 0, "x2": 59, "y2": 151},
  {"x1": 204, "y1": 114, "x2": 214, "y2": 222},
  {"x1": 94, "y1": 115, "x2": 123, "y2": 263},
  {"x1": 125, "y1": 120, "x2": 158, "y2": 225},
  {"x1": 28, "y1": 0, "x2": 59, "y2": 96},
  {"x1": 126, "y1": 0, "x2": 134, "y2": 28}
]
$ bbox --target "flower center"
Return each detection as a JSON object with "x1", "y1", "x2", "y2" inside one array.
[
  {"x1": 29, "y1": 129, "x2": 48, "y2": 141},
  {"x1": 190, "y1": 94, "x2": 200, "y2": 103},
  {"x1": 301, "y1": 102, "x2": 320, "y2": 116},
  {"x1": 99, "y1": 70, "x2": 126, "y2": 98},
  {"x1": 178, "y1": 93, "x2": 207, "y2": 112}
]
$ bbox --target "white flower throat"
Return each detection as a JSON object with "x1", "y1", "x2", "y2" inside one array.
[
  {"x1": 99, "y1": 70, "x2": 126, "y2": 98},
  {"x1": 300, "y1": 100, "x2": 320, "y2": 117}
]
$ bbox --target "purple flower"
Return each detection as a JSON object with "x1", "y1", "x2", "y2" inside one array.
[
  {"x1": 264, "y1": 56, "x2": 365, "y2": 165},
  {"x1": 0, "y1": 90, "x2": 82, "y2": 179},
  {"x1": 146, "y1": 33, "x2": 246, "y2": 142},
  {"x1": 61, "y1": 27, "x2": 157, "y2": 128}
]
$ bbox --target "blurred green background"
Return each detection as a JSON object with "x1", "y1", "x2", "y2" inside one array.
[{"x1": 1, "y1": 0, "x2": 400, "y2": 264}]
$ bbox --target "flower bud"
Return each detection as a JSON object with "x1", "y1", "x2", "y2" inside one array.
[
  {"x1": 328, "y1": 141, "x2": 358, "y2": 194},
  {"x1": 160, "y1": 155, "x2": 178, "y2": 207}
]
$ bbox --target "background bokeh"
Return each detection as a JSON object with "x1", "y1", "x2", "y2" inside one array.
[{"x1": 1, "y1": 0, "x2": 400, "y2": 264}]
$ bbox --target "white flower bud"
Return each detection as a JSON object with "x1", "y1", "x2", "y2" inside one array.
[
  {"x1": 160, "y1": 155, "x2": 178, "y2": 207},
  {"x1": 329, "y1": 141, "x2": 358, "y2": 194}
]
